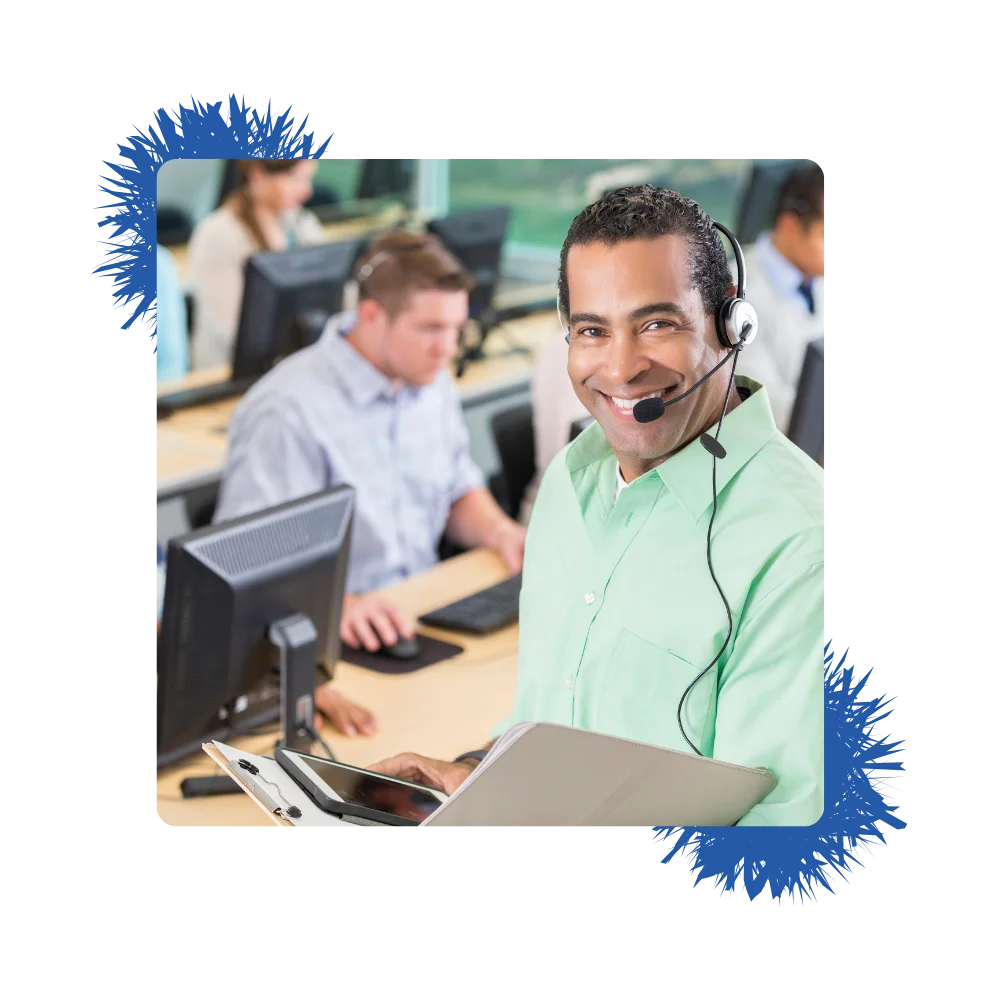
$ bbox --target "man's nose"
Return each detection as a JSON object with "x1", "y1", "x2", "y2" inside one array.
[{"x1": 605, "y1": 332, "x2": 649, "y2": 385}]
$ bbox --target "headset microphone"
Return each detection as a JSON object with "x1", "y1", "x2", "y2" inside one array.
[{"x1": 631, "y1": 319, "x2": 754, "y2": 426}]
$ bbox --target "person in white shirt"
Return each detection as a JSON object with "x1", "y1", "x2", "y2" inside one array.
[
  {"x1": 737, "y1": 164, "x2": 824, "y2": 432},
  {"x1": 518, "y1": 326, "x2": 589, "y2": 524},
  {"x1": 188, "y1": 159, "x2": 326, "y2": 370}
]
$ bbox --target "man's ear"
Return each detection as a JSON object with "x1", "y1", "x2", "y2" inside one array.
[
  {"x1": 357, "y1": 297, "x2": 383, "y2": 327},
  {"x1": 773, "y1": 211, "x2": 803, "y2": 242},
  {"x1": 726, "y1": 283, "x2": 738, "y2": 299}
]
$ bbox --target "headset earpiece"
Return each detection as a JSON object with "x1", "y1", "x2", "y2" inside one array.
[
  {"x1": 715, "y1": 297, "x2": 759, "y2": 349},
  {"x1": 711, "y1": 221, "x2": 758, "y2": 351}
]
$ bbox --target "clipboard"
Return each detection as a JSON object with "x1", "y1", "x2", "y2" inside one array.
[
  {"x1": 201, "y1": 743, "x2": 295, "y2": 830},
  {"x1": 201, "y1": 742, "x2": 353, "y2": 828},
  {"x1": 203, "y1": 722, "x2": 775, "y2": 827}
]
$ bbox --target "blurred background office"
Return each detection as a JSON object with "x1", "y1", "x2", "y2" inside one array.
[
  {"x1": 156, "y1": 158, "x2": 824, "y2": 814},
  {"x1": 157, "y1": 158, "x2": 823, "y2": 532}
]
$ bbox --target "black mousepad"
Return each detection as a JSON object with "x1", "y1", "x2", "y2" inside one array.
[{"x1": 338, "y1": 633, "x2": 465, "y2": 675}]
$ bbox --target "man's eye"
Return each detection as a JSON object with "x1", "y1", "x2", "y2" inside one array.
[
  {"x1": 577, "y1": 327, "x2": 605, "y2": 338},
  {"x1": 645, "y1": 320, "x2": 677, "y2": 332}
]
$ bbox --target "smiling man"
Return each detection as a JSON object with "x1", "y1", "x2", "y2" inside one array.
[{"x1": 372, "y1": 187, "x2": 823, "y2": 825}]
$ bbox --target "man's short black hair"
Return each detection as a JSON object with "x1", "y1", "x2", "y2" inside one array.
[
  {"x1": 774, "y1": 163, "x2": 824, "y2": 228},
  {"x1": 558, "y1": 184, "x2": 732, "y2": 323}
]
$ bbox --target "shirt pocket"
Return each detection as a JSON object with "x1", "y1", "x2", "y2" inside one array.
[{"x1": 596, "y1": 628, "x2": 710, "y2": 750}]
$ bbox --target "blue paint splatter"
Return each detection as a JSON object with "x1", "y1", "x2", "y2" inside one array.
[
  {"x1": 654, "y1": 642, "x2": 906, "y2": 900},
  {"x1": 94, "y1": 96, "x2": 330, "y2": 337}
]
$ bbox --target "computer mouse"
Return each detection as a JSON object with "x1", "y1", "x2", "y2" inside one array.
[{"x1": 381, "y1": 635, "x2": 422, "y2": 660}]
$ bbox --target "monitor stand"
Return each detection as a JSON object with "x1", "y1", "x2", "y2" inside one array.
[
  {"x1": 269, "y1": 612, "x2": 318, "y2": 755},
  {"x1": 178, "y1": 613, "x2": 318, "y2": 798}
]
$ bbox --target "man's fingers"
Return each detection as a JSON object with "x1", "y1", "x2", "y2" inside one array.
[
  {"x1": 384, "y1": 602, "x2": 416, "y2": 640},
  {"x1": 370, "y1": 753, "x2": 434, "y2": 785},
  {"x1": 367, "y1": 608, "x2": 398, "y2": 647},
  {"x1": 330, "y1": 706, "x2": 357, "y2": 737},
  {"x1": 351, "y1": 703, "x2": 378, "y2": 735},
  {"x1": 352, "y1": 615, "x2": 381, "y2": 652},
  {"x1": 339, "y1": 619, "x2": 360, "y2": 648}
]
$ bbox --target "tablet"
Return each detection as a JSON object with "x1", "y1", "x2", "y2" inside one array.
[{"x1": 274, "y1": 747, "x2": 447, "y2": 826}]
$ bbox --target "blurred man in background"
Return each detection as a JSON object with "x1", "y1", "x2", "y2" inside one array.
[
  {"x1": 214, "y1": 230, "x2": 527, "y2": 728},
  {"x1": 737, "y1": 164, "x2": 824, "y2": 432}
]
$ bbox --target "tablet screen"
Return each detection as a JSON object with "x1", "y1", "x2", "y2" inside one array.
[{"x1": 296, "y1": 756, "x2": 445, "y2": 822}]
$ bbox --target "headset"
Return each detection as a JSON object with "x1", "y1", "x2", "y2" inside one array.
[
  {"x1": 557, "y1": 221, "x2": 758, "y2": 756},
  {"x1": 559, "y1": 221, "x2": 757, "y2": 358}
]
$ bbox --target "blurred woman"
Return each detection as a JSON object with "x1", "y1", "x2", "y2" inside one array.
[{"x1": 188, "y1": 160, "x2": 325, "y2": 369}]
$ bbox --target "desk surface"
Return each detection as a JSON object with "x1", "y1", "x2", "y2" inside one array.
[
  {"x1": 156, "y1": 548, "x2": 519, "y2": 826},
  {"x1": 157, "y1": 310, "x2": 559, "y2": 496}
]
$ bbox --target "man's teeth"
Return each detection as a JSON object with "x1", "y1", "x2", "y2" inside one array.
[{"x1": 611, "y1": 391, "x2": 662, "y2": 410}]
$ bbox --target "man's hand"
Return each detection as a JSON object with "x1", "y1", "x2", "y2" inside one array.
[
  {"x1": 487, "y1": 517, "x2": 527, "y2": 575},
  {"x1": 314, "y1": 682, "x2": 378, "y2": 736},
  {"x1": 368, "y1": 752, "x2": 476, "y2": 795},
  {"x1": 340, "y1": 592, "x2": 415, "y2": 652}
]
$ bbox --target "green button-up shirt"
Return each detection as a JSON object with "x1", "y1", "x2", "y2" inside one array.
[{"x1": 497, "y1": 377, "x2": 823, "y2": 826}]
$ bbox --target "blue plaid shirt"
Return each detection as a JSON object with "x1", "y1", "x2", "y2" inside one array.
[{"x1": 214, "y1": 313, "x2": 485, "y2": 594}]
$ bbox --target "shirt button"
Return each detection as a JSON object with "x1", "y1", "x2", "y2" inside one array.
[
  {"x1": 565, "y1": 677, "x2": 574, "y2": 690},
  {"x1": 584, "y1": 592, "x2": 595, "y2": 604}
]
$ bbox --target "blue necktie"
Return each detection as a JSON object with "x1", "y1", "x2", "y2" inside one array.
[{"x1": 798, "y1": 279, "x2": 815, "y2": 315}]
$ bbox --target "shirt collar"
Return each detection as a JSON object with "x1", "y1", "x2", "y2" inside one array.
[
  {"x1": 615, "y1": 464, "x2": 629, "y2": 502},
  {"x1": 320, "y1": 311, "x2": 398, "y2": 406},
  {"x1": 566, "y1": 376, "x2": 778, "y2": 523},
  {"x1": 755, "y1": 231, "x2": 808, "y2": 301}
]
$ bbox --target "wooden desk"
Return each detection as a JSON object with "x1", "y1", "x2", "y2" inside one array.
[
  {"x1": 156, "y1": 549, "x2": 519, "y2": 826},
  {"x1": 157, "y1": 310, "x2": 559, "y2": 499}
]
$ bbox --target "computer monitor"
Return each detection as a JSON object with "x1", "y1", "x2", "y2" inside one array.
[
  {"x1": 427, "y1": 206, "x2": 510, "y2": 328},
  {"x1": 156, "y1": 485, "x2": 354, "y2": 768},
  {"x1": 231, "y1": 239, "x2": 364, "y2": 379},
  {"x1": 356, "y1": 159, "x2": 415, "y2": 203},
  {"x1": 735, "y1": 159, "x2": 814, "y2": 246},
  {"x1": 787, "y1": 338, "x2": 824, "y2": 462}
]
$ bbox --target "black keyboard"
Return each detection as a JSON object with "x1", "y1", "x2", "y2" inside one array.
[
  {"x1": 157, "y1": 376, "x2": 257, "y2": 419},
  {"x1": 419, "y1": 573, "x2": 522, "y2": 634}
]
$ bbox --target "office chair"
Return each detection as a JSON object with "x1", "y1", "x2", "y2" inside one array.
[
  {"x1": 491, "y1": 404, "x2": 536, "y2": 520},
  {"x1": 183, "y1": 479, "x2": 221, "y2": 530},
  {"x1": 787, "y1": 338, "x2": 824, "y2": 463}
]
